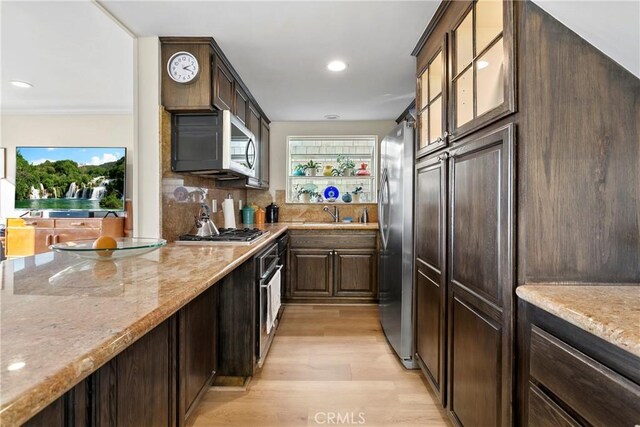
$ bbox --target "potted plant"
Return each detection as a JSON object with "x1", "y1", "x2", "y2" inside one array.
[
  {"x1": 305, "y1": 160, "x2": 319, "y2": 176},
  {"x1": 337, "y1": 155, "x2": 356, "y2": 176},
  {"x1": 352, "y1": 185, "x2": 364, "y2": 203},
  {"x1": 293, "y1": 164, "x2": 306, "y2": 176},
  {"x1": 309, "y1": 191, "x2": 322, "y2": 203}
]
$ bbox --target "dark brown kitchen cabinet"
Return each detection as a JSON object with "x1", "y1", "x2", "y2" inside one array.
[
  {"x1": 448, "y1": 0, "x2": 516, "y2": 140},
  {"x1": 519, "y1": 301, "x2": 640, "y2": 427},
  {"x1": 259, "y1": 118, "x2": 270, "y2": 188},
  {"x1": 213, "y1": 55, "x2": 234, "y2": 111},
  {"x1": 178, "y1": 285, "x2": 218, "y2": 423},
  {"x1": 24, "y1": 380, "x2": 88, "y2": 427},
  {"x1": 287, "y1": 230, "x2": 378, "y2": 303},
  {"x1": 417, "y1": 35, "x2": 448, "y2": 158},
  {"x1": 95, "y1": 318, "x2": 176, "y2": 427},
  {"x1": 334, "y1": 249, "x2": 377, "y2": 297},
  {"x1": 446, "y1": 122, "x2": 515, "y2": 427},
  {"x1": 289, "y1": 249, "x2": 334, "y2": 298},
  {"x1": 234, "y1": 85, "x2": 248, "y2": 124},
  {"x1": 413, "y1": 1, "x2": 516, "y2": 145},
  {"x1": 414, "y1": 154, "x2": 447, "y2": 404}
]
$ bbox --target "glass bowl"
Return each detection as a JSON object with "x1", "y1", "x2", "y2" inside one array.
[{"x1": 50, "y1": 237, "x2": 166, "y2": 261}]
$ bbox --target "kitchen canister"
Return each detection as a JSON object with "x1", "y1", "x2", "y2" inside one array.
[
  {"x1": 241, "y1": 205, "x2": 255, "y2": 225},
  {"x1": 255, "y1": 207, "x2": 266, "y2": 225},
  {"x1": 266, "y1": 203, "x2": 279, "y2": 223}
]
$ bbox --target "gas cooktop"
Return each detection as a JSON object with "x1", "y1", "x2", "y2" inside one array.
[{"x1": 176, "y1": 228, "x2": 269, "y2": 246}]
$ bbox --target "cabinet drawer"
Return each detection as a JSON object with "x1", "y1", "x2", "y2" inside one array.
[
  {"x1": 530, "y1": 326, "x2": 640, "y2": 426},
  {"x1": 7, "y1": 218, "x2": 55, "y2": 228},
  {"x1": 54, "y1": 219, "x2": 101, "y2": 229},
  {"x1": 289, "y1": 232, "x2": 377, "y2": 250},
  {"x1": 528, "y1": 383, "x2": 579, "y2": 427}
]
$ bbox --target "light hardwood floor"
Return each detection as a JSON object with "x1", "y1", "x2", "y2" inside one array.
[{"x1": 189, "y1": 305, "x2": 451, "y2": 427}]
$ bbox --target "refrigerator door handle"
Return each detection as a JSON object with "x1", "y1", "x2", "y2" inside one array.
[{"x1": 378, "y1": 168, "x2": 390, "y2": 249}]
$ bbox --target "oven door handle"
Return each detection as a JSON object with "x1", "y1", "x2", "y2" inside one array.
[{"x1": 260, "y1": 264, "x2": 283, "y2": 287}]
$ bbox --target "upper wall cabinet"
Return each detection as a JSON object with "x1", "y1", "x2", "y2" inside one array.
[
  {"x1": 417, "y1": 36, "x2": 448, "y2": 158},
  {"x1": 413, "y1": 0, "x2": 516, "y2": 154},
  {"x1": 160, "y1": 37, "x2": 269, "y2": 122}
]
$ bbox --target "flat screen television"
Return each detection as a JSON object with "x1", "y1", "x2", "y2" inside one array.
[{"x1": 15, "y1": 147, "x2": 126, "y2": 211}]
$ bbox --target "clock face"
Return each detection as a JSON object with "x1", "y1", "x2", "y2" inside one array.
[{"x1": 167, "y1": 51, "x2": 199, "y2": 83}]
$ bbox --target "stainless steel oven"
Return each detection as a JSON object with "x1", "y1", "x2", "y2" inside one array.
[{"x1": 256, "y1": 242, "x2": 282, "y2": 367}]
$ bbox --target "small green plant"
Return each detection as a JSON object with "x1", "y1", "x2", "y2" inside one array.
[
  {"x1": 352, "y1": 185, "x2": 364, "y2": 195},
  {"x1": 337, "y1": 154, "x2": 355, "y2": 171},
  {"x1": 331, "y1": 168, "x2": 343, "y2": 176},
  {"x1": 305, "y1": 160, "x2": 319, "y2": 170},
  {"x1": 293, "y1": 164, "x2": 306, "y2": 174}
]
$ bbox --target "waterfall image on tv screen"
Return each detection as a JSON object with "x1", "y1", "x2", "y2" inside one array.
[{"x1": 15, "y1": 147, "x2": 126, "y2": 211}]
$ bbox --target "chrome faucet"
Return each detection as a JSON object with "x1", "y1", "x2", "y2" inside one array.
[{"x1": 323, "y1": 205, "x2": 340, "y2": 223}]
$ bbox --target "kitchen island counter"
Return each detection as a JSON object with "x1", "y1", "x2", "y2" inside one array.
[{"x1": 0, "y1": 224, "x2": 289, "y2": 426}]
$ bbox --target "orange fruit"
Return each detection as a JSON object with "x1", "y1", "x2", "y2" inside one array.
[{"x1": 93, "y1": 236, "x2": 117, "y2": 257}]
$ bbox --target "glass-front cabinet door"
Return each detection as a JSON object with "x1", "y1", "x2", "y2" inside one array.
[
  {"x1": 450, "y1": 0, "x2": 515, "y2": 140},
  {"x1": 417, "y1": 36, "x2": 448, "y2": 158}
]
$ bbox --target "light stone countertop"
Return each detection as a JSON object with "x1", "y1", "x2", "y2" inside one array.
[
  {"x1": 0, "y1": 222, "x2": 378, "y2": 425},
  {"x1": 517, "y1": 284, "x2": 640, "y2": 357}
]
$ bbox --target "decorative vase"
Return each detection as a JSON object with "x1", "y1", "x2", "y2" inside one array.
[
  {"x1": 323, "y1": 165, "x2": 334, "y2": 176},
  {"x1": 307, "y1": 168, "x2": 317, "y2": 177},
  {"x1": 301, "y1": 193, "x2": 310, "y2": 203},
  {"x1": 344, "y1": 167, "x2": 354, "y2": 177},
  {"x1": 342, "y1": 193, "x2": 352, "y2": 203},
  {"x1": 352, "y1": 193, "x2": 360, "y2": 203}
]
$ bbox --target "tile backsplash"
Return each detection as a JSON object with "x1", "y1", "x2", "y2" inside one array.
[{"x1": 160, "y1": 108, "x2": 246, "y2": 242}]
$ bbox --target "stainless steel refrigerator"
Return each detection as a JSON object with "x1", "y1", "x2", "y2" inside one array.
[{"x1": 378, "y1": 120, "x2": 416, "y2": 369}]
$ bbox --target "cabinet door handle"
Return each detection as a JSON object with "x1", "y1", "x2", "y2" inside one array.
[
  {"x1": 54, "y1": 235, "x2": 60, "y2": 244},
  {"x1": 442, "y1": 131, "x2": 449, "y2": 139},
  {"x1": 26, "y1": 222, "x2": 38, "y2": 226},
  {"x1": 69, "y1": 222, "x2": 85, "y2": 226},
  {"x1": 46, "y1": 234, "x2": 52, "y2": 246}
]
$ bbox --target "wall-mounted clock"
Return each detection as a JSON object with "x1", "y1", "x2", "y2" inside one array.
[{"x1": 167, "y1": 51, "x2": 199, "y2": 83}]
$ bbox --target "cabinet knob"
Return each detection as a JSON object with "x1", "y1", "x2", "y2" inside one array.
[
  {"x1": 442, "y1": 131, "x2": 449, "y2": 138},
  {"x1": 438, "y1": 153, "x2": 450, "y2": 161}
]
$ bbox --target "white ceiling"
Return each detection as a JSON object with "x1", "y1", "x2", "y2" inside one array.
[
  {"x1": 101, "y1": 0, "x2": 440, "y2": 121},
  {"x1": 0, "y1": 0, "x2": 134, "y2": 115},
  {"x1": 1, "y1": 1, "x2": 638, "y2": 119},
  {"x1": 531, "y1": 0, "x2": 639, "y2": 78}
]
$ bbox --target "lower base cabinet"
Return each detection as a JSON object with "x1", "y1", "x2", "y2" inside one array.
[
  {"x1": 22, "y1": 258, "x2": 256, "y2": 427},
  {"x1": 287, "y1": 230, "x2": 378, "y2": 303},
  {"x1": 519, "y1": 301, "x2": 640, "y2": 427},
  {"x1": 178, "y1": 285, "x2": 218, "y2": 423},
  {"x1": 95, "y1": 318, "x2": 175, "y2": 427}
]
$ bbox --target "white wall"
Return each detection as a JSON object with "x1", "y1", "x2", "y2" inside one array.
[
  {"x1": 269, "y1": 120, "x2": 397, "y2": 193},
  {"x1": 0, "y1": 114, "x2": 134, "y2": 220}
]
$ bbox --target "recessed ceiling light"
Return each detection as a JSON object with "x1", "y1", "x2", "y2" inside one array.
[
  {"x1": 10, "y1": 80, "x2": 33, "y2": 88},
  {"x1": 477, "y1": 61, "x2": 489, "y2": 70},
  {"x1": 324, "y1": 114, "x2": 340, "y2": 120},
  {"x1": 7, "y1": 361, "x2": 25, "y2": 371},
  {"x1": 327, "y1": 60, "x2": 347, "y2": 72}
]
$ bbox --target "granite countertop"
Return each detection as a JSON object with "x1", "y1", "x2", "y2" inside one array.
[
  {"x1": 516, "y1": 285, "x2": 640, "y2": 357},
  {"x1": 0, "y1": 222, "x2": 378, "y2": 425}
]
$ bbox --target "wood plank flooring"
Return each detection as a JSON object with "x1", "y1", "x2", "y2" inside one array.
[{"x1": 189, "y1": 305, "x2": 451, "y2": 427}]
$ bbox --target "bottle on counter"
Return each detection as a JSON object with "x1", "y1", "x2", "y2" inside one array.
[
  {"x1": 266, "y1": 202, "x2": 279, "y2": 223},
  {"x1": 255, "y1": 207, "x2": 266, "y2": 225},
  {"x1": 361, "y1": 208, "x2": 368, "y2": 223}
]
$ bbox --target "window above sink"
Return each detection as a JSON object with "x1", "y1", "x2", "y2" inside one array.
[{"x1": 286, "y1": 136, "x2": 378, "y2": 204}]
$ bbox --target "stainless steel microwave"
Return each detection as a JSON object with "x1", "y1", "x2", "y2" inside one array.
[{"x1": 171, "y1": 110, "x2": 257, "y2": 179}]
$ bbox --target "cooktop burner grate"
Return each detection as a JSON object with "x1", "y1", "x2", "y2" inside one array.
[{"x1": 179, "y1": 228, "x2": 266, "y2": 242}]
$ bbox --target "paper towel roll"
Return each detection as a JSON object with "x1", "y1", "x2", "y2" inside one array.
[{"x1": 222, "y1": 198, "x2": 236, "y2": 229}]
